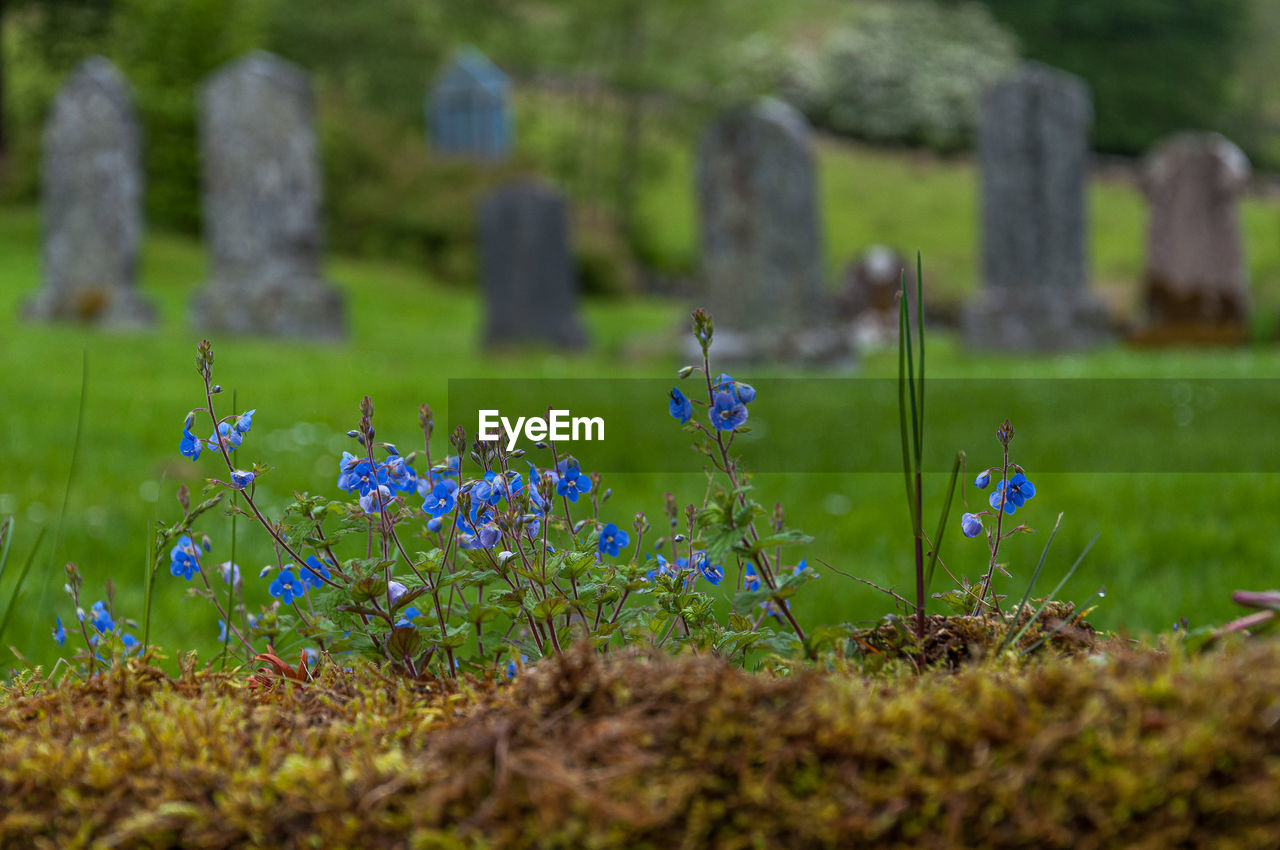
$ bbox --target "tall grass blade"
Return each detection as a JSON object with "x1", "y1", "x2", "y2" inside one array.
[
  {"x1": 33, "y1": 348, "x2": 88, "y2": 640},
  {"x1": 897, "y1": 290, "x2": 917, "y2": 529},
  {"x1": 1005, "y1": 531, "x2": 1100, "y2": 652},
  {"x1": 924, "y1": 452, "x2": 964, "y2": 594},
  {"x1": 0, "y1": 516, "x2": 14, "y2": 583},
  {"x1": 998, "y1": 512, "x2": 1064, "y2": 654},
  {"x1": 915, "y1": 251, "x2": 924, "y2": 452},
  {"x1": 0, "y1": 528, "x2": 47, "y2": 647},
  {"x1": 901, "y1": 271, "x2": 921, "y2": 479}
]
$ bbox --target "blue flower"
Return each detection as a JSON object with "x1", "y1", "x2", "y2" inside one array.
[
  {"x1": 506, "y1": 653, "x2": 529, "y2": 678},
  {"x1": 207, "y1": 421, "x2": 243, "y2": 453},
  {"x1": 693, "y1": 552, "x2": 724, "y2": 585},
  {"x1": 218, "y1": 561, "x2": 241, "y2": 585},
  {"x1": 179, "y1": 419, "x2": 202, "y2": 461},
  {"x1": 234, "y1": 409, "x2": 256, "y2": 434},
  {"x1": 359, "y1": 484, "x2": 392, "y2": 514},
  {"x1": 989, "y1": 473, "x2": 1035, "y2": 515},
  {"x1": 668, "y1": 388, "x2": 692, "y2": 424},
  {"x1": 423, "y1": 480, "x2": 456, "y2": 518},
  {"x1": 394, "y1": 605, "x2": 421, "y2": 627},
  {"x1": 169, "y1": 535, "x2": 204, "y2": 580},
  {"x1": 301, "y1": 555, "x2": 332, "y2": 590},
  {"x1": 52, "y1": 616, "x2": 66, "y2": 646},
  {"x1": 714, "y1": 373, "x2": 756, "y2": 404},
  {"x1": 554, "y1": 460, "x2": 591, "y2": 502},
  {"x1": 218, "y1": 619, "x2": 228, "y2": 642},
  {"x1": 598, "y1": 523, "x2": 629, "y2": 558},
  {"x1": 89, "y1": 600, "x2": 114, "y2": 633},
  {"x1": 230, "y1": 469, "x2": 255, "y2": 489},
  {"x1": 961, "y1": 512, "x2": 984, "y2": 538},
  {"x1": 710, "y1": 391, "x2": 748, "y2": 431},
  {"x1": 268, "y1": 569, "x2": 308, "y2": 605},
  {"x1": 120, "y1": 633, "x2": 140, "y2": 656},
  {"x1": 644, "y1": 553, "x2": 671, "y2": 582},
  {"x1": 427, "y1": 517, "x2": 443, "y2": 533},
  {"x1": 974, "y1": 470, "x2": 991, "y2": 489},
  {"x1": 385, "y1": 454, "x2": 417, "y2": 493},
  {"x1": 744, "y1": 564, "x2": 761, "y2": 592}
]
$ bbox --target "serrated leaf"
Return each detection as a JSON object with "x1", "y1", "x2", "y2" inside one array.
[{"x1": 532, "y1": 596, "x2": 569, "y2": 620}]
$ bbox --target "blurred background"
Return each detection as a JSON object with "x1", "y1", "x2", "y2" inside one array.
[{"x1": 1, "y1": 0, "x2": 1278, "y2": 671}]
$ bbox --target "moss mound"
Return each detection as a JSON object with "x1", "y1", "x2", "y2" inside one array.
[{"x1": 3, "y1": 640, "x2": 1280, "y2": 848}]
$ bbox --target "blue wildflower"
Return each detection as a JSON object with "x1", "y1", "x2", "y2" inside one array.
[
  {"x1": 598, "y1": 523, "x2": 629, "y2": 558},
  {"x1": 744, "y1": 564, "x2": 761, "y2": 592},
  {"x1": 974, "y1": 470, "x2": 991, "y2": 489},
  {"x1": 218, "y1": 619, "x2": 228, "y2": 642},
  {"x1": 385, "y1": 454, "x2": 417, "y2": 493},
  {"x1": 989, "y1": 473, "x2": 1035, "y2": 515},
  {"x1": 218, "y1": 561, "x2": 241, "y2": 585},
  {"x1": 359, "y1": 484, "x2": 392, "y2": 514},
  {"x1": 230, "y1": 469, "x2": 255, "y2": 489},
  {"x1": 714, "y1": 373, "x2": 756, "y2": 404},
  {"x1": 710, "y1": 391, "x2": 748, "y2": 431},
  {"x1": 395, "y1": 605, "x2": 421, "y2": 628},
  {"x1": 961, "y1": 512, "x2": 984, "y2": 538},
  {"x1": 300, "y1": 555, "x2": 332, "y2": 590},
  {"x1": 169, "y1": 535, "x2": 204, "y2": 580},
  {"x1": 693, "y1": 552, "x2": 724, "y2": 585},
  {"x1": 52, "y1": 616, "x2": 66, "y2": 646},
  {"x1": 554, "y1": 459, "x2": 591, "y2": 502},
  {"x1": 426, "y1": 516, "x2": 443, "y2": 533},
  {"x1": 234, "y1": 409, "x2": 256, "y2": 434},
  {"x1": 644, "y1": 553, "x2": 671, "y2": 582},
  {"x1": 423, "y1": 481, "x2": 456, "y2": 518},
  {"x1": 89, "y1": 600, "x2": 114, "y2": 633},
  {"x1": 506, "y1": 654, "x2": 530, "y2": 678},
  {"x1": 668, "y1": 388, "x2": 693, "y2": 424},
  {"x1": 207, "y1": 421, "x2": 243, "y2": 453},
  {"x1": 179, "y1": 417, "x2": 202, "y2": 461},
  {"x1": 268, "y1": 569, "x2": 307, "y2": 605}
]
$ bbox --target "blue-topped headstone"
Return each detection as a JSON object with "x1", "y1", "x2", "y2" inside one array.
[{"x1": 428, "y1": 47, "x2": 513, "y2": 159}]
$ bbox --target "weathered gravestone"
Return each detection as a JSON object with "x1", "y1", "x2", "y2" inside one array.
[
  {"x1": 1133, "y1": 132, "x2": 1251, "y2": 345},
  {"x1": 963, "y1": 63, "x2": 1109, "y2": 351},
  {"x1": 429, "y1": 47, "x2": 513, "y2": 160},
  {"x1": 190, "y1": 52, "x2": 345, "y2": 339},
  {"x1": 479, "y1": 180, "x2": 588, "y2": 349},
  {"x1": 696, "y1": 98, "x2": 846, "y2": 363},
  {"x1": 25, "y1": 57, "x2": 153, "y2": 327}
]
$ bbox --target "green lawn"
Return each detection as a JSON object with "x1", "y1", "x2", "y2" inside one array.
[{"x1": 2, "y1": 170, "x2": 1280, "y2": 674}]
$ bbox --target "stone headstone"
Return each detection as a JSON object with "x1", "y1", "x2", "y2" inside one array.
[
  {"x1": 837, "y1": 246, "x2": 915, "y2": 349},
  {"x1": 191, "y1": 52, "x2": 344, "y2": 339},
  {"x1": 696, "y1": 98, "x2": 845, "y2": 363},
  {"x1": 429, "y1": 47, "x2": 513, "y2": 160},
  {"x1": 479, "y1": 180, "x2": 588, "y2": 349},
  {"x1": 25, "y1": 57, "x2": 153, "y2": 327},
  {"x1": 963, "y1": 63, "x2": 1109, "y2": 351},
  {"x1": 1134, "y1": 132, "x2": 1250, "y2": 345}
]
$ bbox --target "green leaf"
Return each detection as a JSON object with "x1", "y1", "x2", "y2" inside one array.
[
  {"x1": 736, "y1": 530, "x2": 813, "y2": 557},
  {"x1": 532, "y1": 596, "x2": 569, "y2": 620}
]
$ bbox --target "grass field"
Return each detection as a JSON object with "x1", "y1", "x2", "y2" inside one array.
[{"x1": 3, "y1": 132, "x2": 1280, "y2": 674}]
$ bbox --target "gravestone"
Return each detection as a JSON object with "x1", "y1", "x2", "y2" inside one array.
[
  {"x1": 478, "y1": 180, "x2": 588, "y2": 349},
  {"x1": 837, "y1": 245, "x2": 915, "y2": 349},
  {"x1": 190, "y1": 51, "x2": 345, "y2": 339},
  {"x1": 25, "y1": 57, "x2": 153, "y2": 327},
  {"x1": 429, "y1": 47, "x2": 513, "y2": 159},
  {"x1": 963, "y1": 63, "x2": 1109, "y2": 351},
  {"x1": 696, "y1": 98, "x2": 845, "y2": 363},
  {"x1": 1134, "y1": 132, "x2": 1250, "y2": 345}
]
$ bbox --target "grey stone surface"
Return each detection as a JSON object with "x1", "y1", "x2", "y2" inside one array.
[
  {"x1": 26, "y1": 57, "x2": 153, "y2": 327},
  {"x1": 696, "y1": 99, "x2": 844, "y2": 363},
  {"x1": 964, "y1": 62, "x2": 1109, "y2": 351},
  {"x1": 479, "y1": 180, "x2": 588, "y2": 349},
  {"x1": 191, "y1": 51, "x2": 344, "y2": 339},
  {"x1": 1138, "y1": 132, "x2": 1250, "y2": 339}
]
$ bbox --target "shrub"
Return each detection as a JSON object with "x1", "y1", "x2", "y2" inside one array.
[{"x1": 788, "y1": 1, "x2": 1018, "y2": 153}]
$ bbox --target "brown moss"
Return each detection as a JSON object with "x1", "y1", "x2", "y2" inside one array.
[{"x1": 3, "y1": 639, "x2": 1280, "y2": 849}]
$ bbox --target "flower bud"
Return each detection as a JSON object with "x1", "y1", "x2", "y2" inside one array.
[
  {"x1": 677, "y1": 365, "x2": 695, "y2": 379},
  {"x1": 974, "y1": 470, "x2": 991, "y2": 489},
  {"x1": 961, "y1": 512, "x2": 983, "y2": 538}
]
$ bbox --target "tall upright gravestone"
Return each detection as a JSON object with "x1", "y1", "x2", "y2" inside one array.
[
  {"x1": 479, "y1": 180, "x2": 588, "y2": 349},
  {"x1": 191, "y1": 52, "x2": 345, "y2": 339},
  {"x1": 697, "y1": 99, "x2": 845, "y2": 363},
  {"x1": 26, "y1": 57, "x2": 153, "y2": 327},
  {"x1": 1134, "y1": 132, "x2": 1251, "y2": 345},
  {"x1": 963, "y1": 63, "x2": 1109, "y2": 351},
  {"x1": 428, "y1": 46, "x2": 513, "y2": 160}
]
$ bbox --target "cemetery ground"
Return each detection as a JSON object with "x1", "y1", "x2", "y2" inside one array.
[{"x1": 2, "y1": 189, "x2": 1280, "y2": 668}]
